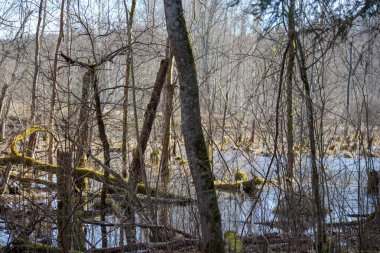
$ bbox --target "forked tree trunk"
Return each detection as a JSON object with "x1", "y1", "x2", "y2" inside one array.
[{"x1": 163, "y1": 1, "x2": 225, "y2": 252}]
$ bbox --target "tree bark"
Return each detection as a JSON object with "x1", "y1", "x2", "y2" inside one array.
[{"x1": 163, "y1": 1, "x2": 225, "y2": 252}]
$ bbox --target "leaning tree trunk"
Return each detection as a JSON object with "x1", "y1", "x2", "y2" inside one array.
[
  {"x1": 163, "y1": 1, "x2": 225, "y2": 252},
  {"x1": 124, "y1": 57, "x2": 168, "y2": 244},
  {"x1": 128, "y1": 59, "x2": 169, "y2": 190}
]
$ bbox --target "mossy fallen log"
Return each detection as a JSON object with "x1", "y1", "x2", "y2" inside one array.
[
  {"x1": 214, "y1": 175, "x2": 266, "y2": 195},
  {"x1": 0, "y1": 126, "x2": 192, "y2": 202},
  {"x1": 214, "y1": 181, "x2": 242, "y2": 191},
  {"x1": 234, "y1": 168, "x2": 248, "y2": 181}
]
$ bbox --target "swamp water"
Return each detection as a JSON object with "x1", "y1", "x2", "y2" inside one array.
[{"x1": 0, "y1": 149, "x2": 378, "y2": 249}]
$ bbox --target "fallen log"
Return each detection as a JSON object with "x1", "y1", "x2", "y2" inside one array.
[
  {"x1": 89, "y1": 239, "x2": 199, "y2": 253},
  {"x1": 137, "y1": 194, "x2": 195, "y2": 205},
  {"x1": 81, "y1": 220, "x2": 194, "y2": 239},
  {"x1": 243, "y1": 233, "x2": 311, "y2": 245},
  {"x1": 214, "y1": 175, "x2": 266, "y2": 195},
  {"x1": 0, "y1": 126, "x2": 192, "y2": 202}
]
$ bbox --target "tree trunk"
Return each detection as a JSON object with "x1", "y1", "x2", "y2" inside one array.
[
  {"x1": 128, "y1": 59, "x2": 169, "y2": 190},
  {"x1": 220, "y1": 90, "x2": 229, "y2": 150},
  {"x1": 297, "y1": 38, "x2": 326, "y2": 252},
  {"x1": 159, "y1": 40, "x2": 174, "y2": 227},
  {"x1": 28, "y1": 0, "x2": 46, "y2": 157},
  {"x1": 163, "y1": 1, "x2": 225, "y2": 252},
  {"x1": 124, "y1": 57, "x2": 168, "y2": 244},
  {"x1": 69, "y1": 70, "x2": 91, "y2": 252},
  {"x1": 76, "y1": 71, "x2": 91, "y2": 167},
  {"x1": 284, "y1": 0, "x2": 299, "y2": 245},
  {"x1": 1, "y1": 164, "x2": 12, "y2": 195},
  {"x1": 91, "y1": 68, "x2": 111, "y2": 248},
  {"x1": 122, "y1": 0, "x2": 137, "y2": 179},
  {"x1": 0, "y1": 84, "x2": 9, "y2": 121},
  {"x1": 57, "y1": 150, "x2": 73, "y2": 252},
  {"x1": 286, "y1": 0, "x2": 296, "y2": 183},
  {"x1": 344, "y1": 40, "x2": 353, "y2": 137},
  {"x1": 0, "y1": 89, "x2": 11, "y2": 141},
  {"x1": 47, "y1": 0, "x2": 65, "y2": 164}
]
